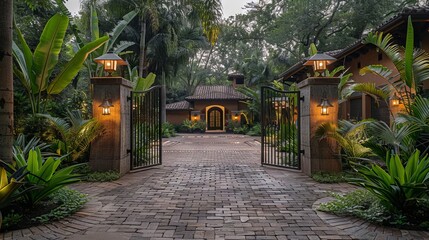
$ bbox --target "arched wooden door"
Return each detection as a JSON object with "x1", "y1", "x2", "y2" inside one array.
[{"x1": 207, "y1": 107, "x2": 223, "y2": 130}]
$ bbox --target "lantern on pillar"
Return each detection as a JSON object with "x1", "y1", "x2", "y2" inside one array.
[
  {"x1": 304, "y1": 52, "x2": 336, "y2": 72},
  {"x1": 94, "y1": 52, "x2": 127, "y2": 76},
  {"x1": 317, "y1": 98, "x2": 333, "y2": 115},
  {"x1": 99, "y1": 98, "x2": 114, "y2": 115}
]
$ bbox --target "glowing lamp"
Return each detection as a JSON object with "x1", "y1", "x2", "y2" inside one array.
[
  {"x1": 99, "y1": 98, "x2": 113, "y2": 115},
  {"x1": 304, "y1": 52, "x2": 336, "y2": 72},
  {"x1": 317, "y1": 98, "x2": 333, "y2": 115},
  {"x1": 391, "y1": 93, "x2": 400, "y2": 106},
  {"x1": 94, "y1": 52, "x2": 127, "y2": 76}
]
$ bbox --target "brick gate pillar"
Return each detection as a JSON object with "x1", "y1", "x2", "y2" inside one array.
[
  {"x1": 297, "y1": 77, "x2": 341, "y2": 176},
  {"x1": 89, "y1": 77, "x2": 133, "y2": 175}
]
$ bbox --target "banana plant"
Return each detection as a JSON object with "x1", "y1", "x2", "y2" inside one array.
[
  {"x1": 84, "y1": 3, "x2": 138, "y2": 77},
  {"x1": 13, "y1": 13, "x2": 109, "y2": 114}
]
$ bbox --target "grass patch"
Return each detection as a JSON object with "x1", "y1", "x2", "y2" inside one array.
[
  {"x1": 318, "y1": 190, "x2": 429, "y2": 230},
  {"x1": 311, "y1": 171, "x2": 355, "y2": 183}
]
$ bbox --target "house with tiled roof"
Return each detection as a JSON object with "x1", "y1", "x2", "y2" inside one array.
[
  {"x1": 166, "y1": 74, "x2": 250, "y2": 131},
  {"x1": 280, "y1": 6, "x2": 429, "y2": 123}
]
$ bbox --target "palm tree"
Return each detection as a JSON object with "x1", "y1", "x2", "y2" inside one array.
[{"x1": 0, "y1": 0, "x2": 14, "y2": 163}]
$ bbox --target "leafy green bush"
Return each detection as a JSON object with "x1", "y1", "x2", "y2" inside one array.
[
  {"x1": 247, "y1": 123, "x2": 261, "y2": 136},
  {"x1": 194, "y1": 121, "x2": 206, "y2": 132},
  {"x1": 13, "y1": 148, "x2": 83, "y2": 206},
  {"x1": 233, "y1": 125, "x2": 248, "y2": 134},
  {"x1": 40, "y1": 110, "x2": 104, "y2": 162},
  {"x1": 181, "y1": 120, "x2": 206, "y2": 133},
  {"x1": 32, "y1": 188, "x2": 87, "y2": 223},
  {"x1": 162, "y1": 122, "x2": 177, "y2": 138},
  {"x1": 350, "y1": 150, "x2": 429, "y2": 218}
]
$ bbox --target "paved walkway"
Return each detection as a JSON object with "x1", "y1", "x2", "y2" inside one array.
[{"x1": 2, "y1": 134, "x2": 428, "y2": 240}]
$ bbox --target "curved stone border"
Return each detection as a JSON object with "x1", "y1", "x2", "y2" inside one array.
[{"x1": 313, "y1": 197, "x2": 429, "y2": 240}]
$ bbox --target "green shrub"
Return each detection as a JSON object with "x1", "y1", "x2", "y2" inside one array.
[
  {"x1": 40, "y1": 110, "x2": 104, "y2": 162},
  {"x1": 194, "y1": 121, "x2": 206, "y2": 132},
  {"x1": 247, "y1": 123, "x2": 261, "y2": 136},
  {"x1": 350, "y1": 150, "x2": 429, "y2": 217},
  {"x1": 181, "y1": 120, "x2": 206, "y2": 133},
  {"x1": 13, "y1": 148, "x2": 83, "y2": 206},
  {"x1": 233, "y1": 125, "x2": 248, "y2": 134},
  {"x1": 162, "y1": 122, "x2": 177, "y2": 138}
]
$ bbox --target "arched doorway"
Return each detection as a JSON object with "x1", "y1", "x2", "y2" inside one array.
[{"x1": 207, "y1": 107, "x2": 223, "y2": 130}]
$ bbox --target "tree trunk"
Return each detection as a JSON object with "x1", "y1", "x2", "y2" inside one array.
[
  {"x1": 138, "y1": 14, "x2": 147, "y2": 78},
  {"x1": 0, "y1": 0, "x2": 14, "y2": 163}
]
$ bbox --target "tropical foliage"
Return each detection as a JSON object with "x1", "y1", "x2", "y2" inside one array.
[
  {"x1": 12, "y1": 148, "x2": 83, "y2": 206},
  {"x1": 13, "y1": 13, "x2": 108, "y2": 114},
  {"x1": 40, "y1": 110, "x2": 103, "y2": 162}
]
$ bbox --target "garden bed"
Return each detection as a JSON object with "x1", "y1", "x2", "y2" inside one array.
[{"x1": 1, "y1": 188, "x2": 87, "y2": 232}]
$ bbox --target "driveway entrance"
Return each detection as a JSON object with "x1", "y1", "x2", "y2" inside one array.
[{"x1": 5, "y1": 134, "x2": 357, "y2": 240}]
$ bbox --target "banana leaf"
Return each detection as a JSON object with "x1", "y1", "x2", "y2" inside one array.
[
  {"x1": 32, "y1": 14, "x2": 69, "y2": 93},
  {"x1": 47, "y1": 36, "x2": 109, "y2": 94}
]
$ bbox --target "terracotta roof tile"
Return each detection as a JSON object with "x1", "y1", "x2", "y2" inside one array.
[
  {"x1": 166, "y1": 100, "x2": 191, "y2": 110},
  {"x1": 185, "y1": 85, "x2": 249, "y2": 100}
]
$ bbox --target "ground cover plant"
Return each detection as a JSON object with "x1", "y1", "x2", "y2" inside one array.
[{"x1": 1, "y1": 188, "x2": 87, "y2": 231}]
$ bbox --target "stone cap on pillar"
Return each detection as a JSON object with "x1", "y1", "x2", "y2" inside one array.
[
  {"x1": 297, "y1": 77, "x2": 340, "y2": 88},
  {"x1": 91, "y1": 77, "x2": 134, "y2": 88}
]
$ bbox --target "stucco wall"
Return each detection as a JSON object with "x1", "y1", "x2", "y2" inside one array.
[{"x1": 166, "y1": 111, "x2": 189, "y2": 125}]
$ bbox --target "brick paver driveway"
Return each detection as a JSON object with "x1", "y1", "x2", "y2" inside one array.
[{"x1": 2, "y1": 134, "x2": 357, "y2": 239}]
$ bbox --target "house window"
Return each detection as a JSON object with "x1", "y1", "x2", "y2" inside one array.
[
  {"x1": 349, "y1": 97, "x2": 362, "y2": 121},
  {"x1": 357, "y1": 62, "x2": 361, "y2": 69},
  {"x1": 370, "y1": 98, "x2": 390, "y2": 124}
]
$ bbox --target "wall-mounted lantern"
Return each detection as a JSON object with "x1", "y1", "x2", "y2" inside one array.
[
  {"x1": 231, "y1": 111, "x2": 241, "y2": 121},
  {"x1": 94, "y1": 52, "x2": 127, "y2": 76},
  {"x1": 99, "y1": 98, "x2": 114, "y2": 115},
  {"x1": 317, "y1": 98, "x2": 333, "y2": 115},
  {"x1": 391, "y1": 93, "x2": 400, "y2": 106},
  {"x1": 304, "y1": 52, "x2": 336, "y2": 72},
  {"x1": 191, "y1": 111, "x2": 200, "y2": 121}
]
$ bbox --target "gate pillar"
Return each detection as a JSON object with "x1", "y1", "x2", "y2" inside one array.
[
  {"x1": 297, "y1": 77, "x2": 341, "y2": 176},
  {"x1": 89, "y1": 77, "x2": 133, "y2": 175}
]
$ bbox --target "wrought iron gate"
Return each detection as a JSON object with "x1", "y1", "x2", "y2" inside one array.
[
  {"x1": 130, "y1": 86, "x2": 162, "y2": 170},
  {"x1": 261, "y1": 86, "x2": 301, "y2": 169}
]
